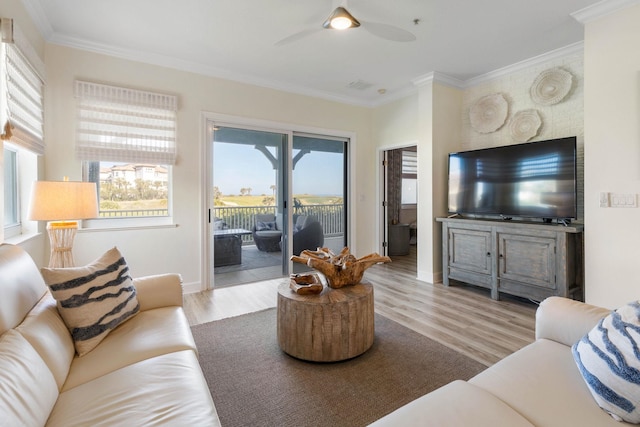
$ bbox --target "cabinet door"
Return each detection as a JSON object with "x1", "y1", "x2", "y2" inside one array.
[
  {"x1": 449, "y1": 227, "x2": 493, "y2": 276},
  {"x1": 497, "y1": 231, "x2": 556, "y2": 289}
]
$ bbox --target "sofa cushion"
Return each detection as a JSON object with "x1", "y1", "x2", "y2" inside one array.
[
  {"x1": 62, "y1": 306, "x2": 197, "y2": 391},
  {"x1": 15, "y1": 292, "x2": 75, "y2": 390},
  {"x1": 41, "y1": 247, "x2": 140, "y2": 356},
  {"x1": 0, "y1": 244, "x2": 48, "y2": 335},
  {"x1": 256, "y1": 221, "x2": 276, "y2": 231},
  {"x1": 536, "y1": 296, "x2": 610, "y2": 346},
  {"x1": 368, "y1": 380, "x2": 534, "y2": 427},
  {"x1": 0, "y1": 330, "x2": 59, "y2": 427},
  {"x1": 47, "y1": 350, "x2": 220, "y2": 427},
  {"x1": 470, "y1": 339, "x2": 621, "y2": 426},
  {"x1": 572, "y1": 301, "x2": 640, "y2": 423}
]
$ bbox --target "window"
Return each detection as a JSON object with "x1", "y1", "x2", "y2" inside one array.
[
  {"x1": 75, "y1": 80, "x2": 177, "y2": 219},
  {"x1": 1, "y1": 18, "x2": 44, "y2": 239},
  {"x1": 84, "y1": 161, "x2": 169, "y2": 218},
  {"x1": 401, "y1": 150, "x2": 417, "y2": 205},
  {"x1": 3, "y1": 146, "x2": 19, "y2": 236}
]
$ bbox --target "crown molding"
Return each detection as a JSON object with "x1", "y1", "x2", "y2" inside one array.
[
  {"x1": 407, "y1": 42, "x2": 583, "y2": 92},
  {"x1": 463, "y1": 42, "x2": 584, "y2": 87},
  {"x1": 571, "y1": 0, "x2": 640, "y2": 24},
  {"x1": 412, "y1": 72, "x2": 465, "y2": 89}
]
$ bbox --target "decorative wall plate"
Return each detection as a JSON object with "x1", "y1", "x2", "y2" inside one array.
[
  {"x1": 509, "y1": 109, "x2": 541, "y2": 142},
  {"x1": 469, "y1": 93, "x2": 508, "y2": 133},
  {"x1": 530, "y1": 68, "x2": 573, "y2": 105}
]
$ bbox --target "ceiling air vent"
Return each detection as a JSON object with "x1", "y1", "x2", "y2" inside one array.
[{"x1": 347, "y1": 79, "x2": 373, "y2": 90}]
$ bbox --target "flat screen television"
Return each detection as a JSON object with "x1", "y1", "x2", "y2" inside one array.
[{"x1": 447, "y1": 136, "x2": 577, "y2": 221}]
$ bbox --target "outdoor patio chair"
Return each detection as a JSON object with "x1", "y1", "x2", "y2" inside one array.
[
  {"x1": 292, "y1": 215, "x2": 324, "y2": 256},
  {"x1": 252, "y1": 214, "x2": 283, "y2": 252}
]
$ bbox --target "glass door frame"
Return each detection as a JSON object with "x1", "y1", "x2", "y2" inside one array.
[{"x1": 202, "y1": 112, "x2": 355, "y2": 291}]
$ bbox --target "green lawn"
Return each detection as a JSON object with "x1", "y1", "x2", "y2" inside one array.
[{"x1": 218, "y1": 195, "x2": 339, "y2": 206}]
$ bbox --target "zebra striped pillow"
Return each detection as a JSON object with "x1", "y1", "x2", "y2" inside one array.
[
  {"x1": 41, "y1": 247, "x2": 140, "y2": 357},
  {"x1": 572, "y1": 301, "x2": 640, "y2": 423}
]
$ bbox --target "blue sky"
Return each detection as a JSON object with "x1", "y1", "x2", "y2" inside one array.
[{"x1": 213, "y1": 142, "x2": 344, "y2": 196}]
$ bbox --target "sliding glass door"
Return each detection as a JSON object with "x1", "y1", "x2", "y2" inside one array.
[
  {"x1": 208, "y1": 122, "x2": 349, "y2": 288},
  {"x1": 211, "y1": 126, "x2": 288, "y2": 287},
  {"x1": 291, "y1": 134, "x2": 347, "y2": 273}
]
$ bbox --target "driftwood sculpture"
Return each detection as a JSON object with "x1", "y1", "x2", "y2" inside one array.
[
  {"x1": 289, "y1": 273, "x2": 323, "y2": 295},
  {"x1": 291, "y1": 247, "x2": 391, "y2": 289}
]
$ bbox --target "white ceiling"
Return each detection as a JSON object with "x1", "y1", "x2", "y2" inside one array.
[{"x1": 21, "y1": 0, "x2": 608, "y2": 106}]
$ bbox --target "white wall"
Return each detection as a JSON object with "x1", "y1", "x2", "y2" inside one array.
[
  {"x1": 583, "y1": 4, "x2": 640, "y2": 308},
  {"x1": 40, "y1": 44, "x2": 373, "y2": 289},
  {"x1": 372, "y1": 95, "x2": 419, "y2": 146},
  {"x1": 430, "y1": 83, "x2": 463, "y2": 282}
]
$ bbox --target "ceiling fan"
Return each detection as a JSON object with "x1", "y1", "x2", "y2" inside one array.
[{"x1": 275, "y1": 0, "x2": 416, "y2": 46}]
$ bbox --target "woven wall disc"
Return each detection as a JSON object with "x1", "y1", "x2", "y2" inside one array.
[
  {"x1": 530, "y1": 68, "x2": 573, "y2": 105},
  {"x1": 509, "y1": 109, "x2": 542, "y2": 142},
  {"x1": 469, "y1": 93, "x2": 508, "y2": 133}
]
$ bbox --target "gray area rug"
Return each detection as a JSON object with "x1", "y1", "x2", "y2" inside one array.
[{"x1": 191, "y1": 308, "x2": 487, "y2": 427}]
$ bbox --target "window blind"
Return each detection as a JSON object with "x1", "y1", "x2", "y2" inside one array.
[
  {"x1": 1, "y1": 18, "x2": 45, "y2": 155},
  {"x1": 402, "y1": 150, "x2": 417, "y2": 176},
  {"x1": 75, "y1": 80, "x2": 178, "y2": 165}
]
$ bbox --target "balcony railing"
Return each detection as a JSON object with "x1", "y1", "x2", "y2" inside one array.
[
  {"x1": 214, "y1": 204, "x2": 344, "y2": 244},
  {"x1": 97, "y1": 204, "x2": 344, "y2": 246},
  {"x1": 99, "y1": 208, "x2": 169, "y2": 217}
]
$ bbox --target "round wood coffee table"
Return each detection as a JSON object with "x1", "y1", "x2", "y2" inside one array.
[{"x1": 277, "y1": 280, "x2": 374, "y2": 362}]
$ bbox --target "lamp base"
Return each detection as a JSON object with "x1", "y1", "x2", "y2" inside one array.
[{"x1": 46, "y1": 221, "x2": 78, "y2": 268}]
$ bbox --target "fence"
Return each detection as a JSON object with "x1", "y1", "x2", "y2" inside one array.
[
  {"x1": 99, "y1": 208, "x2": 169, "y2": 218},
  {"x1": 97, "y1": 204, "x2": 344, "y2": 246},
  {"x1": 214, "y1": 204, "x2": 344, "y2": 244}
]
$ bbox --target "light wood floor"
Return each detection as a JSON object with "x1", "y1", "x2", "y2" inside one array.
[{"x1": 183, "y1": 247, "x2": 537, "y2": 367}]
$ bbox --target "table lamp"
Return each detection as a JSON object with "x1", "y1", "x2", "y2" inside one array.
[{"x1": 28, "y1": 178, "x2": 98, "y2": 268}]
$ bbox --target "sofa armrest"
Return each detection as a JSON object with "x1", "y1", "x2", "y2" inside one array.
[
  {"x1": 535, "y1": 296, "x2": 610, "y2": 346},
  {"x1": 133, "y1": 274, "x2": 183, "y2": 311}
]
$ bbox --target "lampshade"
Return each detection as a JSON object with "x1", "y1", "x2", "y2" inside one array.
[
  {"x1": 322, "y1": 6, "x2": 360, "y2": 30},
  {"x1": 28, "y1": 180, "x2": 98, "y2": 221}
]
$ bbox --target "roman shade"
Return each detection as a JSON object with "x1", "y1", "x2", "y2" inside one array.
[
  {"x1": 0, "y1": 18, "x2": 46, "y2": 155},
  {"x1": 74, "y1": 80, "x2": 178, "y2": 165}
]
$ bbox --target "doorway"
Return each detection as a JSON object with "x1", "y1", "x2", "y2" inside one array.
[
  {"x1": 207, "y1": 119, "x2": 349, "y2": 289},
  {"x1": 382, "y1": 146, "x2": 417, "y2": 263}
]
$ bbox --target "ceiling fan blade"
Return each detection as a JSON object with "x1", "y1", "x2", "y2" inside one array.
[
  {"x1": 275, "y1": 28, "x2": 323, "y2": 46},
  {"x1": 361, "y1": 21, "x2": 416, "y2": 42}
]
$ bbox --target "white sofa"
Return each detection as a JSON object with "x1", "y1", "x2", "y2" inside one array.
[
  {"x1": 0, "y1": 243, "x2": 220, "y2": 426},
  {"x1": 370, "y1": 296, "x2": 629, "y2": 426}
]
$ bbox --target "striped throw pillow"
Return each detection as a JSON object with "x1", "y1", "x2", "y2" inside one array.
[
  {"x1": 41, "y1": 247, "x2": 139, "y2": 357},
  {"x1": 572, "y1": 301, "x2": 640, "y2": 423}
]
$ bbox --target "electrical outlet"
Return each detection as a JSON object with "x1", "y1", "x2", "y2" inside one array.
[{"x1": 599, "y1": 192, "x2": 610, "y2": 208}]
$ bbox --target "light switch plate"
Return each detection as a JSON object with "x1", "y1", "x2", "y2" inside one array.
[
  {"x1": 610, "y1": 193, "x2": 637, "y2": 208},
  {"x1": 599, "y1": 192, "x2": 610, "y2": 208}
]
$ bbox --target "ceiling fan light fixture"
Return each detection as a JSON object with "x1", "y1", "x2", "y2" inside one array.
[{"x1": 322, "y1": 6, "x2": 360, "y2": 30}]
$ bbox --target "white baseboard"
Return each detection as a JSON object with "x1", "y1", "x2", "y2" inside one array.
[
  {"x1": 416, "y1": 270, "x2": 443, "y2": 285},
  {"x1": 182, "y1": 281, "x2": 203, "y2": 294}
]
